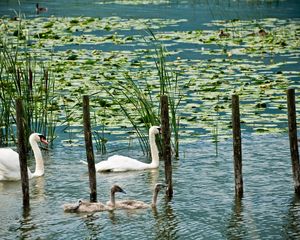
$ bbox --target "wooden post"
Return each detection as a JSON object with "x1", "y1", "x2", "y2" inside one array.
[
  {"x1": 160, "y1": 95, "x2": 173, "y2": 198},
  {"x1": 16, "y1": 98, "x2": 30, "y2": 209},
  {"x1": 83, "y1": 95, "x2": 97, "y2": 202},
  {"x1": 232, "y1": 95, "x2": 243, "y2": 197},
  {"x1": 287, "y1": 88, "x2": 300, "y2": 194}
]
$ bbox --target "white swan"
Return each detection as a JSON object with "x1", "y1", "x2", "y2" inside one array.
[
  {"x1": 107, "y1": 183, "x2": 166, "y2": 210},
  {"x1": 81, "y1": 126, "x2": 161, "y2": 172},
  {"x1": 0, "y1": 133, "x2": 48, "y2": 181}
]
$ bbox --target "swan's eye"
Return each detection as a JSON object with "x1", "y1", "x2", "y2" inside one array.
[{"x1": 38, "y1": 134, "x2": 46, "y2": 140}]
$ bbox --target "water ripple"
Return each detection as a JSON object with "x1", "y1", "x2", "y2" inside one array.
[{"x1": 1, "y1": 133, "x2": 300, "y2": 239}]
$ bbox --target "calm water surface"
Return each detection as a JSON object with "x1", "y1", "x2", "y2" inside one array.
[
  {"x1": 1, "y1": 0, "x2": 300, "y2": 239},
  {"x1": 0, "y1": 134, "x2": 299, "y2": 239}
]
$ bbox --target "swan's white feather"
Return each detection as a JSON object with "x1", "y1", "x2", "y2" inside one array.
[
  {"x1": 95, "y1": 155, "x2": 152, "y2": 172},
  {"x1": 0, "y1": 133, "x2": 46, "y2": 181},
  {"x1": 89, "y1": 126, "x2": 161, "y2": 172},
  {"x1": 0, "y1": 148, "x2": 26, "y2": 181}
]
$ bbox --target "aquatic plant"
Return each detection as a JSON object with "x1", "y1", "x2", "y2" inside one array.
[
  {"x1": 97, "y1": 31, "x2": 183, "y2": 156},
  {"x1": 92, "y1": 103, "x2": 108, "y2": 154},
  {"x1": 0, "y1": 16, "x2": 57, "y2": 147},
  {"x1": 98, "y1": 73, "x2": 160, "y2": 154},
  {"x1": 148, "y1": 30, "x2": 184, "y2": 157},
  {"x1": 1, "y1": 14, "x2": 298, "y2": 147}
]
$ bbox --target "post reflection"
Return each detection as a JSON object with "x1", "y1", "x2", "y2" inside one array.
[
  {"x1": 225, "y1": 195, "x2": 245, "y2": 240},
  {"x1": 19, "y1": 207, "x2": 36, "y2": 239},
  {"x1": 152, "y1": 199, "x2": 179, "y2": 240},
  {"x1": 282, "y1": 194, "x2": 300, "y2": 238},
  {"x1": 82, "y1": 214, "x2": 103, "y2": 239}
]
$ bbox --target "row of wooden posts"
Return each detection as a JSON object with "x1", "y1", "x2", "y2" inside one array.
[
  {"x1": 232, "y1": 88, "x2": 300, "y2": 197},
  {"x1": 16, "y1": 90, "x2": 300, "y2": 209}
]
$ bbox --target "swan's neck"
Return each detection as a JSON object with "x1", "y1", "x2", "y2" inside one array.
[
  {"x1": 151, "y1": 188, "x2": 159, "y2": 207},
  {"x1": 149, "y1": 133, "x2": 159, "y2": 168},
  {"x1": 110, "y1": 190, "x2": 116, "y2": 208},
  {"x1": 29, "y1": 137, "x2": 44, "y2": 177}
]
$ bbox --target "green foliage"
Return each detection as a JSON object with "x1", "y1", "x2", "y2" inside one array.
[
  {"x1": 0, "y1": 17, "x2": 57, "y2": 147},
  {"x1": 97, "y1": 31, "x2": 182, "y2": 156}
]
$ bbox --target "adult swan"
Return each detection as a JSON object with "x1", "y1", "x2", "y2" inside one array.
[
  {"x1": 82, "y1": 126, "x2": 161, "y2": 172},
  {"x1": 0, "y1": 133, "x2": 48, "y2": 181}
]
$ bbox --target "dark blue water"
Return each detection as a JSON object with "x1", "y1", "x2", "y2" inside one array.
[{"x1": 1, "y1": 1, "x2": 300, "y2": 26}]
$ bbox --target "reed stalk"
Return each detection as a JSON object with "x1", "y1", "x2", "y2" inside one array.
[
  {"x1": 0, "y1": 15, "x2": 57, "y2": 147},
  {"x1": 97, "y1": 31, "x2": 183, "y2": 156},
  {"x1": 148, "y1": 30, "x2": 183, "y2": 157},
  {"x1": 92, "y1": 107, "x2": 108, "y2": 154}
]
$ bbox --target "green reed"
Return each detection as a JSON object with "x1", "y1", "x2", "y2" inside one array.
[
  {"x1": 148, "y1": 30, "x2": 183, "y2": 157},
  {"x1": 98, "y1": 75, "x2": 160, "y2": 154},
  {"x1": 92, "y1": 104, "x2": 108, "y2": 154},
  {"x1": 97, "y1": 31, "x2": 182, "y2": 156},
  {"x1": 0, "y1": 16, "x2": 57, "y2": 147}
]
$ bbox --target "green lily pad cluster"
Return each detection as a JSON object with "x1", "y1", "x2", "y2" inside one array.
[{"x1": 0, "y1": 14, "x2": 299, "y2": 145}]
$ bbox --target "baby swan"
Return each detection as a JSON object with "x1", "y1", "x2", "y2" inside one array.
[
  {"x1": 63, "y1": 186, "x2": 126, "y2": 213},
  {"x1": 63, "y1": 199, "x2": 112, "y2": 213},
  {"x1": 107, "y1": 183, "x2": 166, "y2": 210}
]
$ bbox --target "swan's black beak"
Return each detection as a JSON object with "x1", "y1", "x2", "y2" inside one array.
[
  {"x1": 155, "y1": 183, "x2": 167, "y2": 191},
  {"x1": 158, "y1": 127, "x2": 161, "y2": 134},
  {"x1": 114, "y1": 185, "x2": 126, "y2": 194},
  {"x1": 120, "y1": 188, "x2": 126, "y2": 194}
]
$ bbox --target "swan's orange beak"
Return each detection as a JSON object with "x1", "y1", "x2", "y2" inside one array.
[
  {"x1": 41, "y1": 138, "x2": 48, "y2": 145},
  {"x1": 39, "y1": 135, "x2": 48, "y2": 145}
]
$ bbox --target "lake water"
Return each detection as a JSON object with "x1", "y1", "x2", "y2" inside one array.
[
  {"x1": 1, "y1": 0, "x2": 300, "y2": 239},
  {"x1": 0, "y1": 134, "x2": 299, "y2": 239}
]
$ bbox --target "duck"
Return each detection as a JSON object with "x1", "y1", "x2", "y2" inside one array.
[
  {"x1": 258, "y1": 29, "x2": 268, "y2": 37},
  {"x1": 107, "y1": 183, "x2": 166, "y2": 210},
  {"x1": 36, "y1": 3, "x2": 48, "y2": 14},
  {"x1": 219, "y1": 30, "x2": 230, "y2": 38},
  {"x1": 80, "y1": 126, "x2": 161, "y2": 172},
  {"x1": 0, "y1": 133, "x2": 48, "y2": 181}
]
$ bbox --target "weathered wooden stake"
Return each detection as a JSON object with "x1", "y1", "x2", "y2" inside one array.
[
  {"x1": 232, "y1": 95, "x2": 243, "y2": 197},
  {"x1": 287, "y1": 88, "x2": 300, "y2": 194},
  {"x1": 16, "y1": 98, "x2": 30, "y2": 209},
  {"x1": 160, "y1": 95, "x2": 173, "y2": 199},
  {"x1": 83, "y1": 95, "x2": 97, "y2": 202}
]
